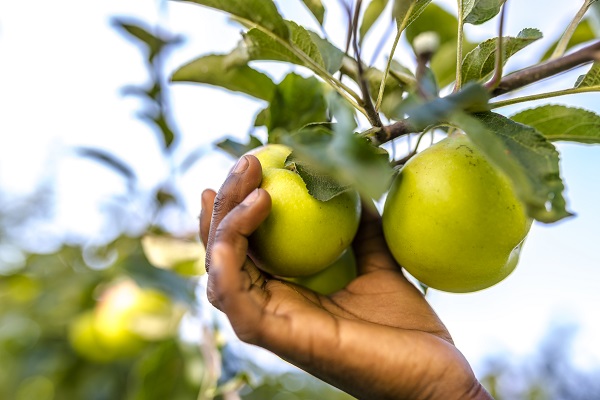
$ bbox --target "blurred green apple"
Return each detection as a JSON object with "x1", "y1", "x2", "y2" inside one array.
[
  {"x1": 68, "y1": 280, "x2": 183, "y2": 362},
  {"x1": 282, "y1": 248, "x2": 357, "y2": 295},
  {"x1": 248, "y1": 144, "x2": 361, "y2": 277},
  {"x1": 382, "y1": 134, "x2": 532, "y2": 293}
]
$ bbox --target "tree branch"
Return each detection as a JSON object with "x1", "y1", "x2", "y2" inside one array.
[
  {"x1": 352, "y1": 0, "x2": 383, "y2": 128},
  {"x1": 492, "y1": 40, "x2": 600, "y2": 97},
  {"x1": 370, "y1": 120, "x2": 418, "y2": 146}
]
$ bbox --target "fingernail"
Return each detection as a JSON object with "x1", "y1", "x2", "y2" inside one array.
[
  {"x1": 232, "y1": 156, "x2": 249, "y2": 174},
  {"x1": 243, "y1": 189, "x2": 260, "y2": 205}
]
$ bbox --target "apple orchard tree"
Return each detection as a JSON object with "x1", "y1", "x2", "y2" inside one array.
[{"x1": 2, "y1": 1, "x2": 600, "y2": 399}]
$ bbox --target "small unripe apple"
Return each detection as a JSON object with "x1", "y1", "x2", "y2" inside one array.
[
  {"x1": 247, "y1": 144, "x2": 361, "y2": 277},
  {"x1": 282, "y1": 248, "x2": 357, "y2": 295},
  {"x1": 382, "y1": 134, "x2": 532, "y2": 293}
]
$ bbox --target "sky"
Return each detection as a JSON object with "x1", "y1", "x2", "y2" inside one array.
[{"x1": 1, "y1": 0, "x2": 599, "y2": 379}]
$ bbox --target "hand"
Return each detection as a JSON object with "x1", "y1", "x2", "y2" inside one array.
[{"x1": 200, "y1": 155, "x2": 491, "y2": 400}]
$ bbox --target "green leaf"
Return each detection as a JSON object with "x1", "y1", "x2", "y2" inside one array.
[
  {"x1": 171, "y1": 54, "x2": 276, "y2": 101},
  {"x1": 240, "y1": 21, "x2": 344, "y2": 74},
  {"x1": 285, "y1": 150, "x2": 351, "y2": 202},
  {"x1": 431, "y1": 40, "x2": 478, "y2": 87},
  {"x1": 283, "y1": 96, "x2": 393, "y2": 200},
  {"x1": 464, "y1": 0, "x2": 504, "y2": 25},
  {"x1": 511, "y1": 105, "x2": 600, "y2": 144},
  {"x1": 406, "y1": 4, "x2": 457, "y2": 45},
  {"x1": 284, "y1": 128, "x2": 393, "y2": 201},
  {"x1": 394, "y1": 0, "x2": 432, "y2": 30},
  {"x1": 264, "y1": 73, "x2": 329, "y2": 137},
  {"x1": 360, "y1": 0, "x2": 390, "y2": 43},
  {"x1": 451, "y1": 112, "x2": 572, "y2": 223},
  {"x1": 461, "y1": 0, "x2": 477, "y2": 20},
  {"x1": 300, "y1": 0, "x2": 325, "y2": 25},
  {"x1": 307, "y1": 31, "x2": 346, "y2": 74},
  {"x1": 215, "y1": 135, "x2": 264, "y2": 158},
  {"x1": 112, "y1": 19, "x2": 181, "y2": 62},
  {"x1": 75, "y1": 147, "x2": 136, "y2": 186},
  {"x1": 461, "y1": 28, "x2": 543, "y2": 84},
  {"x1": 540, "y1": 19, "x2": 596, "y2": 61},
  {"x1": 575, "y1": 61, "x2": 600, "y2": 88},
  {"x1": 175, "y1": 0, "x2": 289, "y2": 39},
  {"x1": 395, "y1": 82, "x2": 490, "y2": 129}
]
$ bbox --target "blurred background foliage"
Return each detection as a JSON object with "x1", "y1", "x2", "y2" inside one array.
[{"x1": 1, "y1": 10, "x2": 599, "y2": 400}]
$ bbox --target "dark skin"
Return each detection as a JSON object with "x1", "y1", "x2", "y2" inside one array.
[{"x1": 200, "y1": 155, "x2": 492, "y2": 400}]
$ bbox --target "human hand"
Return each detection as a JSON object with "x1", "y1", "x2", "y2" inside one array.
[{"x1": 200, "y1": 154, "x2": 491, "y2": 400}]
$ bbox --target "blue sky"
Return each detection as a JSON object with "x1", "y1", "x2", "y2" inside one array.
[{"x1": 1, "y1": 0, "x2": 599, "y2": 377}]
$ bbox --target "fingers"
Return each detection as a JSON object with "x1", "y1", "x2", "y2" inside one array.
[
  {"x1": 207, "y1": 188, "x2": 272, "y2": 342},
  {"x1": 204, "y1": 155, "x2": 263, "y2": 272},
  {"x1": 352, "y1": 204, "x2": 399, "y2": 275},
  {"x1": 212, "y1": 188, "x2": 271, "y2": 265},
  {"x1": 200, "y1": 189, "x2": 216, "y2": 246}
]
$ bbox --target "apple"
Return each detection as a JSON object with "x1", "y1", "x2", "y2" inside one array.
[
  {"x1": 68, "y1": 310, "x2": 121, "y2": 363},
  {"x1": 68, "y1": 280, "x2": 183, "y2": 362},
  {"x1": 281, "y1": 248, "x2": 357, "y2": 295},
  {"x1": 382, "y1": 134, "x2": 532, "y2": 293},
  {"x1": 247, "y1": 144, "x2": 361, "y2": 277}
]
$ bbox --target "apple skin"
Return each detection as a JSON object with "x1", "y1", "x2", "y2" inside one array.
[
  {"x1": 282, "y1": 248, "x2": 357, "y2": 295},
  {"x1": 248, "y1": 144, "x2": 361, "y2": 277},
  {"x1": 382, "y1": 134, "x2": 532, "y2": 293}
]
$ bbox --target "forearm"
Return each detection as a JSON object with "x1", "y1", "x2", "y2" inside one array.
[{"x1": 264, "y1": 317, "x2": 490, "y2": 400}]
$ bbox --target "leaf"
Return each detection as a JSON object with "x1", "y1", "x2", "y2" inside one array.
[
  {"x1": 175, "y1": 0, "x2": 289, "y2": 39},
  {"x1": 75, "y1": 147, "x2": 136, "y2": 187},
  {"x1": 112, "y1": 19, "x2": 181, "y2": 62},
  {"x1": 394, "y1": 82, "x2": 490, "y2": 129},
  {"x1": 451, "y1": 112, "x2": 572, "y2": 223},
  {"x1": 307, "y1": 31, "x2": 345, "y2": 74},
  {"x1": 360, "y1": 0, "x2": 390, "y2": 43},
  {"x1": 575, "y1": 61, "x2": 600, "y2": 88},
  {"x1": 406, "y1": 3, "x2": 459, "y2": 46},
  {"x1": 464, "y1": 0, "x2": 504, "y2": 25},
  {"x1": 283, "y1": 96, "x2": 393, "y2": 200},
  {"x1": 171, "y1": 54, "x2": 276, "y2": 101},
  {"x1": 394, "y1": 0, "x2": 432, "y2": 30},
  {"x1": 405, "y1": 4, "x2": 476, "y2": 87},
  {"x1": 139, "y1": 112, "x2": 176, "y2": 149},
  {"x1": 461, "y1": 0, "x2": 477, "y2": 20},
  {"x1": 540, "y1": 19, "x2": 596, "y2": 61},
  {"x1": 431, "y1": 39, "x2": 478, "y2": 87},
  {"x1": 511, "y1": 105, "x2": 600, "y2": 144},
  {"x1": 461, "y1": 28, "x2": 543, "y2": 84},
  {"x1": 393, "y1": 0, "x2": 415, "y2": 25},
  {"x1": 300, "y1": 0, "x2": 325, "y2": 25},
  {"x1": 240, "y1": 21, "x2": 344, "y2": 74},
  {"x1": 215, "y1": 135, "x2": 264, "y2": 158},
  {"x1": 285, "y1": 150, "x2": 351, "y2": 202},
  {"x1": 263, "y1": 73, "x2": 329, "y2": 137}
]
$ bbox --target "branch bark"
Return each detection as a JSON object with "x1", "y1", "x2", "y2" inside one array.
[{"x1": 491, "y1": 40, "x2": 600, "y2": 97}]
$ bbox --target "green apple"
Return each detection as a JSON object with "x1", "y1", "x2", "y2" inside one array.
[
  {"x1": 68, "y1": 280, "x2": 182, "y2": 362},
  {"x1": 382, "y1": 134, "x2": 532, "y2": 293},
  {"x1": 281, "y1": 248, "x2": 357, "y2": 295},
  {"x1": 68, "y1": 310, "x2": 120, "y2": 363},
  {"x1": 248, "y1": 144, "x2": 361, "y2": 277}
]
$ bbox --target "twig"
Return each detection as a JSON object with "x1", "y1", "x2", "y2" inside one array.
[
  {"x1": 550, "y1": 0, "x2": 597, "y2": 60},
  {"x1": 371, "y1": 119, "x2": 419, "y2": 146},
  {"x1": 489, "y1": 85, "x2": 600, "y2": 108},
  {"x1": 492, "y1": 40, "x2": 600, "y2": 96},
  {"x1": 455, "y1": 0, "x2": 466, "y2": 91},
  {"x1": 352, "y1": 0, "x2": 384, "y2": 128},
  {"x1": 485, "y1": 1, "x2": 508, "y2": 91}
]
